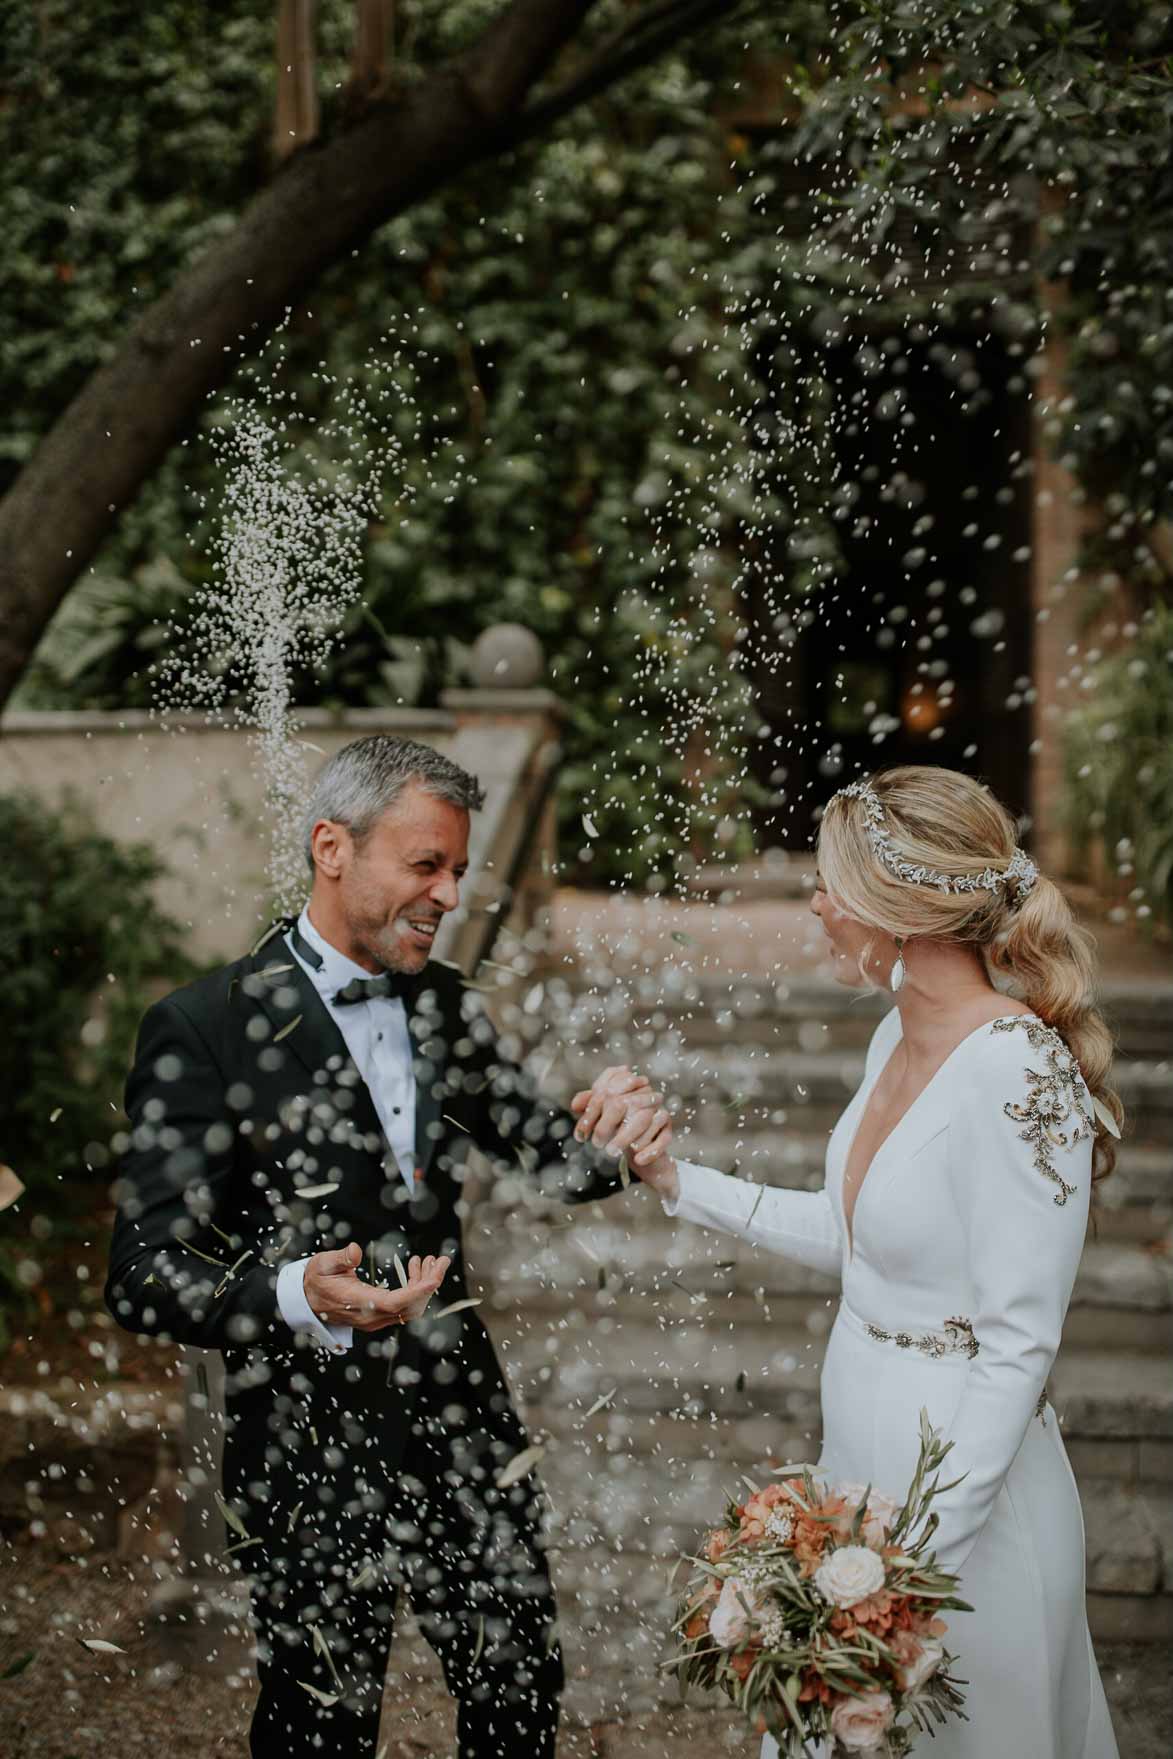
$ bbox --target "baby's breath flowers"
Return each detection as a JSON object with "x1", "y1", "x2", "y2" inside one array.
[{"x1": 668, "y1": 1413, "x2": 970, "y2": 1755}]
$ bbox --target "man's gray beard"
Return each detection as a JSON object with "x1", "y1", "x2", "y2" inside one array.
[{"x1": 360, "y1": 916, "x2": 428, "y2": 975}]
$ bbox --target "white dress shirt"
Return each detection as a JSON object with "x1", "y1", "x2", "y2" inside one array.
[{"x1": 274, "y1": 906, "x2": 418, "y2": 1355}]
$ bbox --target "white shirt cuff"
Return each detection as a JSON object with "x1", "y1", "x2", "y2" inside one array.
[{"x1": 276, "y1": 1258, "x2": 353, "y2": 1355}]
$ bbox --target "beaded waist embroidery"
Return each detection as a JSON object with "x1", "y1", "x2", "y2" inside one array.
[
  {"x1": 844, "y1": 1305, "x2": 1051, "y2": 1422},
  {"x1": 862, "y1": 1315, "x2": 981, "y2": 1360}
]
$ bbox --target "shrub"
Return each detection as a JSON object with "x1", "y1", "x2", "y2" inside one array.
[
  {"x1": 0, "y1": 790, "x2": 195, "y2": 1349},
  {"x1": 1064, "y1": 603, "x2": 1173, "y2": 934}
]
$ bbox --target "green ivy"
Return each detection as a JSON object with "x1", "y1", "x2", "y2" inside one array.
[
  {"x1": 0, "y1": 790, "x2": 195, "y2": 1189},
  {"x1": 5, "y1": 3, "x2": 1172, "y2": 889},
  {"x1": 1064, "y1": 602, "x2": 1173, "y2": 931}
]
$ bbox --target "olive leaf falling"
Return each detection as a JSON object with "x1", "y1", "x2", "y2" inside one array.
[
  {"x1": 495, "y1": 1443, "x2": 546, "y2": 1490},
  {"x1": 214, "y1": 1490, "x2": 261, "y2": 1553},
  {"x1": 431, "y1": 1297, "x2": 482, "y2": 1318}
]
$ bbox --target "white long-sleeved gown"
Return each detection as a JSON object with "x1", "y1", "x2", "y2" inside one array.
[{"x1": 665, "y1": 1007, "x2": 1119, "y2": 1758}]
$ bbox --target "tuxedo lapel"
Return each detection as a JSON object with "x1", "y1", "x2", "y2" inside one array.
[
  {"x1": 242, "y1": 924, "x2": 454, "y2": 1230},
  {"x1": 242, "y1": 928, "x2": 464, "y2": 1231},
  {"x1": 406, "y1": 985, "x2": 445, "y2": 1180},
  {"x1": 241, "y1": 921, "x2": 383, "y2": 1144}
]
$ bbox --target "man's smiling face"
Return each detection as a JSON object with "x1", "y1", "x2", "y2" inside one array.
[{"x1": 313, "y1": 780, "x2": 470, "y2": 974}]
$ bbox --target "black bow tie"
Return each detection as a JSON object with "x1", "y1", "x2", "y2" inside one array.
[
  {"x1": 287, "y1": 918, "x2": 417, "y2": 1007},
  {"x1": 332, "y1": 971, "x2": 416, "y2": 1007}
]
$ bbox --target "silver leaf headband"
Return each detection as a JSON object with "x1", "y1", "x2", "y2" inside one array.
[{"x1": 829, "y1": 779, "x2": 1039, "y2": 908}]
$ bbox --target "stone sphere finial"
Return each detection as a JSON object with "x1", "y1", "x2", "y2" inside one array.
[{"x1": 469, "y1": 622, "x2": 545, "y2": 689}]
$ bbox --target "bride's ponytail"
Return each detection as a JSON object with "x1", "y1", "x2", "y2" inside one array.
[
  {"x1": 986, "y1": 876, "x2": 1123, "y2": 1185},
  {"x1": 821, "y1": 766, "x2": 1125, "y2": 1187}
]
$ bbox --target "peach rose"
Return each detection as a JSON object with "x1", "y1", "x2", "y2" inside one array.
[
  {"x1": 838, "y1": 1483, "x2": 902, "y2": 1549},
  {"x1": 709, "y1": 1575, "x2": 769, "y2": 1648},
  {"x1": 829, "y1": 1689, "x2": 896, "y2": 1751},
  {"x1": 888, "y1": 1630, "x2": 945, "y2": 1694},
  {"x1": 707, "y1": 1527, "x2": 732, "y2": 1563}
]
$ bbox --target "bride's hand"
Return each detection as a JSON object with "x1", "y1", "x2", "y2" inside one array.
[
  {"x1": 570, "y1": 1065, "x2": 678, "y2": 1201},
  {"x1": 631, "y1": 1124, "x2": 678, "y2": 1201}
]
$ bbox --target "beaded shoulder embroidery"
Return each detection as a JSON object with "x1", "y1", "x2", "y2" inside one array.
[{"x1": 990, "y1": 1016, "x2": 1093, "y2": 1205}]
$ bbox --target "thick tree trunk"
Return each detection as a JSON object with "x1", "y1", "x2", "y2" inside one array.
[{"x1": 0, "y1": 0, "x2": 747, "y2": 710}]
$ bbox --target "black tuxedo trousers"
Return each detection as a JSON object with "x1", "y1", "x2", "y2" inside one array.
[{"x1": 105, "y1": 922, "x2": 622, "y2": 1757}]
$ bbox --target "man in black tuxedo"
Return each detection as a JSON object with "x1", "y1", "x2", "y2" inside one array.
[{"x1": 106, "y1": 734, "x2": 673, "y2": 1758}]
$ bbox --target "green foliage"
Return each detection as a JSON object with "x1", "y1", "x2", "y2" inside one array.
[
  {"x1": 772, "y1": 0, "x2": 1173, "y2": 605},
  {"x1": 0, "y1": 790, "x2": 195, "y2": 1343},
  {"x1": 1064, "y1": 602, "x2": 1173, "y2": 932},
  {"x1": 5, "y1": 3, "x2": 1173, "y2": 885},
  {"x1": 9, "y1": 2, "x2": 772, "y2": 885},
  {"x1": 0, "y1": 790, "x2": 195, "y2": 1182}
]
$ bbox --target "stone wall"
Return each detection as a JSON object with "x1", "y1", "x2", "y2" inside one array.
[
  {"x1": 0, "y1": 669, "x2": 562, "y2": 966},
  {"x1": 0, "y1": 706, "x2": 454, "y2": 962}
]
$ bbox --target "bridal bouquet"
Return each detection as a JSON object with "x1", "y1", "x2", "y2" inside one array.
[{"x1": 668, "y1": 1414, "x2": 970, "y2": 1755}]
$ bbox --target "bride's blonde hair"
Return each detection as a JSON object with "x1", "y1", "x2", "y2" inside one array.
[{"x1": 818, "y1": 765, "x2": 1122, "y2": 1184}]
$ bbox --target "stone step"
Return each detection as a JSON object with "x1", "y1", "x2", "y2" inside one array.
[
  {"x1": 541, "y1": 975, "x2": 1173, "y2": 1063},
  {"x1": 550, "y1": 1044, "x2": 1173, "y2": 1144},
  {"x1": 497, "y1": 1320, "x2": 1173, "y2": 1480},
  {"x1": 547, "y1": 1471, "x2": 1173, "y2": 1595},
  {"x1": 611, "y1": 1132, "x2": 1173, "y2": 1242},
  {"x1": 476, "y1": 1197, "x2": 1173, "y2": 1353}
]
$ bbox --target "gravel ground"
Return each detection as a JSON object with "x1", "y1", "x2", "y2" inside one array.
[{"x1": 0, "y1": 1536, "x2": 1164, "y2": 1759}]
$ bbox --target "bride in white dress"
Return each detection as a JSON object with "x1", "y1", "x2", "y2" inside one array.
[{"x1": 631, "y1": 767, "x2": 1121, "y2": 1757}]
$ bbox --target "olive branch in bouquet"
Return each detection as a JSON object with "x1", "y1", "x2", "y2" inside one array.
[
  {"x1": 882, "y1": 1408, "x2": 968, "y2": 1555},
  {"x1": 665, "y1": 1411, "x2": 971, "y2": 1754}
]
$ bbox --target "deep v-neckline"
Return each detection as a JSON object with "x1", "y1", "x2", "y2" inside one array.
[{"x1": 840, "y1": 1008, "x2": 1039, "y2": 1262}]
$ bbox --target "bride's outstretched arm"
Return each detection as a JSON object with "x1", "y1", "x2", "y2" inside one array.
[
  {"x1": 571, "y1": 1085, "x2": 841, "y2": 1275},
  {"x1": 649, "y1": 1156, "x2": 842, "y2": 1278}
]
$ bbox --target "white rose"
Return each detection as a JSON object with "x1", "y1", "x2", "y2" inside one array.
[
  {"x1": 900, "y1": 1637, "x2": 944, "y2": 1694},
  {"x1": 830, "y1": 1689, "x2": 896, "y2": 1751},
  {"x1": 708, "y1": 1575, "x2": 768, "y2": 1648},
  {"x1": 813, "y1": 1543, "x2": 887, "y2": 1608}
]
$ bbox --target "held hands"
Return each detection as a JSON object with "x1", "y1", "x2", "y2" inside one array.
[
  {"x1": 302, "y1": 1243, "x2": 450, "y2": 1331},
  {"x1": 569, "y1": 1065, "x2": 679, "y2": 1201}
]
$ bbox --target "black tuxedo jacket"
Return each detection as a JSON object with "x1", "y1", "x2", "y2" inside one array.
[{"x1": 105, "y1": 919, "x2": 622, "y2": 1515}]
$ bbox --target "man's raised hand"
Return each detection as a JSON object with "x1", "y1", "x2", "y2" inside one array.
[{"x1": 302, "y1": 1243, "x2": 450, "y2": 1331}]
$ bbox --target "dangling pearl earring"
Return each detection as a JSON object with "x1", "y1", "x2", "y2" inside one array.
[{"x1": 889, "y1": 935, "x2": 907, "y2": 993}]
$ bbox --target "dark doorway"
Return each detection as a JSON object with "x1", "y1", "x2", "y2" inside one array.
[{"x1": 746, "y1": 329, "x2": 1034, "y2": 850}]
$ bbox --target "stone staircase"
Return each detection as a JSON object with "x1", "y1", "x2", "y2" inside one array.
[
  {"x1": 2, "y1": 965, "x2": 1168, "y2": 1729},
  {"x1": 463, "y1": 969, "x2": 1173, "y2": 1720}
]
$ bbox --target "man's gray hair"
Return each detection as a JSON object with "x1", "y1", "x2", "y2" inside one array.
[{"x1": 302, "y1": 735, "x2": 484, "y2": 871}]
